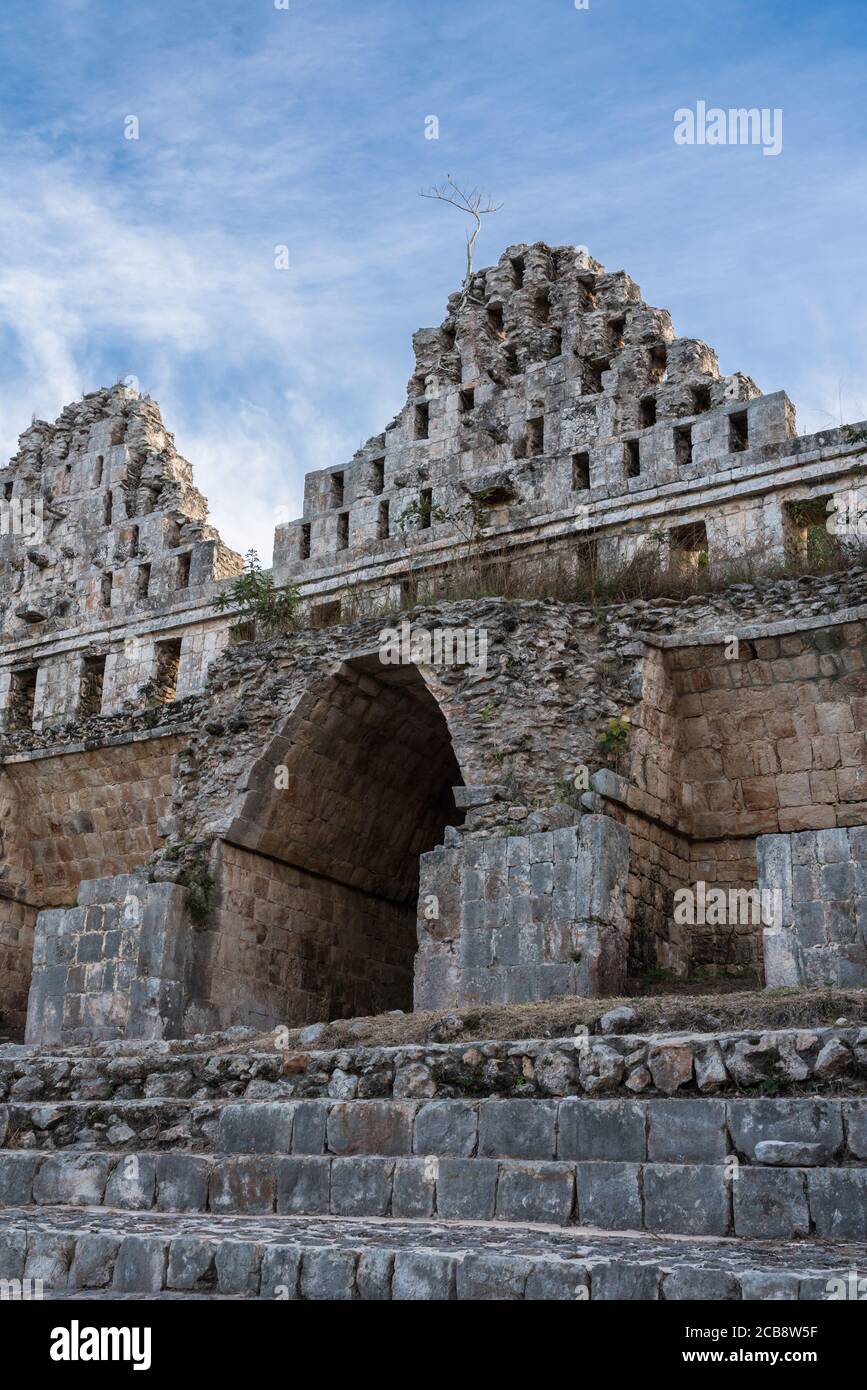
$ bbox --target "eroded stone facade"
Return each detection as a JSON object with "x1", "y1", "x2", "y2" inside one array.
[{"x1": 2, "y1": 243, "x2": 867, "y2": 1043}]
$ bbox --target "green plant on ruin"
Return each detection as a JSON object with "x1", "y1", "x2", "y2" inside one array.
[
  {"x1": 597, "y1": 714, "x2": 630, "y2": 755},
  {"x1": 135, "y1": 679, "x2": 163, "y2": 729},
  {"x1": 842, "y1": 425, "x2": 867, "y2": 446},
  {"x1": 137, "y1": 678, "x2": 159, "y2": 706},
  {"x1": 397, "y1": 496, "x2": 449, "y2": 533},
  {"x1": 553, "y1": 777, "x2": 583, "y2": 812},
  {"x1": 213, "y1": 549, "x2": 300, "y2": 637},
  {"x1": 396, "y1": 492, "x2": 492, "y2": 607},
  {"x1": 756, "y1": 1077, "x2": 781, "y2": 1097},
  {"x1": 178, "y1": 866, "x2": 216, "y2": 925}
]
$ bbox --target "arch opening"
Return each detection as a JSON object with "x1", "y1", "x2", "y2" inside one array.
[{"x1": 202, "y1": 658, "x2": 465, "y2": 1030}]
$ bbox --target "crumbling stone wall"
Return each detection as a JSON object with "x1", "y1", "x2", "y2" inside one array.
[
  {"x1": 7, "y1": 569, "x2": 867, "y2": 1040},
  {"x1": 273, "y1": 242, "x2": 866, "y2": 619},
  {"x1": 0, "y1": 384, "x2": 243, "y2": 734},
  {"x1": 3, "y1": 245, "x2": 867, "y2": 1041}
]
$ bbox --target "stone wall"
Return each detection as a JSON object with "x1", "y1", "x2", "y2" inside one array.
[
  {"x1": 193, "y1": 842, "x2": 416, "y2": 1034},
  {"x1": 415, "y1": 816, "x2": 629, "y2": 1011},
  {"x1": 0, "y1": 384, "x2": 243, "y2": 738},
  {"x1": 25, "y1": 874, "x2": 192, "y2": 1045},
  {"x1": 0, "y1": 733, "x2": 183, "y2": 908},
  {"x1": 673, "y1": 621, "x2": 867, "y2": 838},
  {"x1": 0, "y1": 898, "x2": 36, "y2": 1034},
  {"x1": 271, "y1": 241, "x2": 867, "y2": 619},
  {"x1": 0, "y1": 733, "x2": 185, "y2": 1029},
  {"x1": 759, "y1": 827, "x2": 867, "y2": 988},
  {"x1": 2, "y1": 246, "x2": 867, "y2": 1038}
]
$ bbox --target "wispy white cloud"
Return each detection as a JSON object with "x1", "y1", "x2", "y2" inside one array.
[{"x1": 0, "y1": 0, "x2": 865, "y2": 563}]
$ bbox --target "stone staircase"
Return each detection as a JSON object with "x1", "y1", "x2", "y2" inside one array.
[{"x1": 2, "y1": 1026, "x2": 866, "y2": 1300}]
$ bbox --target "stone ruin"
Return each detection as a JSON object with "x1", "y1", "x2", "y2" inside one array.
[{"x1": 1, "y1": 243, "x2": 867, "y2": 1302}]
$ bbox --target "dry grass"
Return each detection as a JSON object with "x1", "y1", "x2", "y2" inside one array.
[
  {"x1": 339, "y1": 533, "x2": 867, "y2": 624},
  {"x1": 230, "y1": 986, "x2": 867, "y2": 1052}
]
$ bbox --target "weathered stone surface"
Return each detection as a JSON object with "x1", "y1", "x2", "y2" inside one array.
[
  {"x1": 166, "y1": 1236, "x2": 217, "y2": 1292},
  {"x1": 356, "y1": 1248, "x2": 394, "y2": 1301},
  {"x1": 219, "y1": 1102, "x2": 294, "y2": 1154},
  {"x1": 104, "y1": 1154, "x2": 157, "y2": 1210},
  {"x1": 326, "y1": 1101, "x2": 415, "y2": 1157},
  {"x1": 413, "y1": 1100, "x2": 478, "y2": 1157},
  {"x1": 329, "y1": 1157, "x2": 394, "y2": 1218},
  {"x1": 592, "y1": 1262, "x2": 660, "y2": 1300},
  {"x1": 647, "y1": 1043, "x2": 693, "y2": 1094},
  {"x1": 32, "y1": 1153, "x2": 111, "y2": 1206},
  {"x1": 112, "y1": 1235, "x2": 167, "y2": 1293},
  {"x1": 727, "y1": 1098, "x2": 843, "y2": 1162},
  {"x1": 0, "y1": 1153, "x2": 38, "y2": 1205},
  {"x1": 392, "y1": 1250, "x2": 456, "y2": 1301},
  {"x1": 259, "y1": 1244, "x2": 302, "y2": 1300},
  {"x1": 456, "y1": 1253, "x2": 532, "y2": 1301},
  {"x1": 663, "y1": 1267, "x2": 739, "y2": 1300},
  {"x1": 216, "y1": 1240, "x2": 262, "y2": 1295},
  {"x1": 600, "y1": 1006, "x2": 637, "y2": 1035},
  {"x1": 734, "y1": 1169, "x2": 810, "y2": 1239},
  {"x1": 558, "y1": 1097, "x2": 646, "y2": 1162},
  {"x1": 753, "y1": 1140, "x2": 825, "y2": 1167},
  {"x1": 68, "y1": 1232, "x2": 120, "y2": 1290},
  {"x1": 24, "y1": 1232, "x2": 76, "y2": 1289},
  {"x1": 436, "y1": 1158, "x2": 498, "y2": 1220},
  {"x1": 392, "y1": 1159, "x2": 436, "y2": 1219},
  {"x1": 478, "y1": 1099, "x2": 557, "y2": 1159},
  {"x1": 495, "y1": 1162, "x2": 575, "y2": 1225},
  {"x1": 808, "y1": 1169, "x2": 867, "y2": 1241},
  {"x1": 643, "y1": 1164, "x2": 730, "y2": 1237},
  {"x1": 575, "y1": 1162, "x2": 642, "y2": 1230},
  {"x1": 646, "y1": 1099, "x2": 727, "y2": 1164},
  {"x1": 208, "y1": 1157, "x2": 276, "y2": 1215},
  {"x1": 299, "y1": 1248, "x2": 357, "y2": 1301},
  {"x1": 276, "y1": 1157, "x2": 331, "y2": 1217}
]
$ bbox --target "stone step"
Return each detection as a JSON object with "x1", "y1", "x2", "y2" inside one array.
[
  {"x1": 1, "y1": 1098, "x2": 207, "y2": 1149},
  {"x1": 3, "y1": 1148, "x2": 867, "y2": 1241},
  {"x1": 6, "y1": 1094, "x2": 867, "y2": 1167},
  {"x1": 1, "y1": 1206, "x2": 863, "y2": 1300},
  {"x1": 3, "y1": 1024, "x2": 866, "y2": 1103}
]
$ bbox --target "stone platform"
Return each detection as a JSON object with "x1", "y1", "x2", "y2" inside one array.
[{"x1": 2, "y1": 1021, "x2": 867, "y2": 1300}]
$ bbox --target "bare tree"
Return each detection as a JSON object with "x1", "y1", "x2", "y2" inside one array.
[{"x1": 420, "y1": 177, "x2": 503, "y2": 305}]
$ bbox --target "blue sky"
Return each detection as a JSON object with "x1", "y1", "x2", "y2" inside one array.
[{"x1": 0, "y1": 0, "x2": 865, "y2": 562}]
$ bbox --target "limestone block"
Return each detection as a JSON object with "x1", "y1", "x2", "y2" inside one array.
[
  {"x1": 643, "y1": 1164, "x2": 730, "y2": 1236},
  {"x1": 575, "y1": 1161, "x2": 642, "y2": 1230},
  {"x1": 557, "y1": 1097, "x2": 646, "y2": 1162}
]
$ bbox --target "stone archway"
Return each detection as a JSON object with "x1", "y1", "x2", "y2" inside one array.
[{"x1": 197, "y1": 654, "x2": 465, "y2": 1031}]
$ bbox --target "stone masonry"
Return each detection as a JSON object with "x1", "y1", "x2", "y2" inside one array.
[
  {"x1": 5, "y1": 243, "x2": 867, "y2": 1307},
  {"x1": 0, "y1": 243, "x2": 866, "y2": 1045}
]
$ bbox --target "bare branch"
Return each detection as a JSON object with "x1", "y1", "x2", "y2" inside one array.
[{"x1": 420, "y1": 176, "x2": 503, "y2": 301}]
